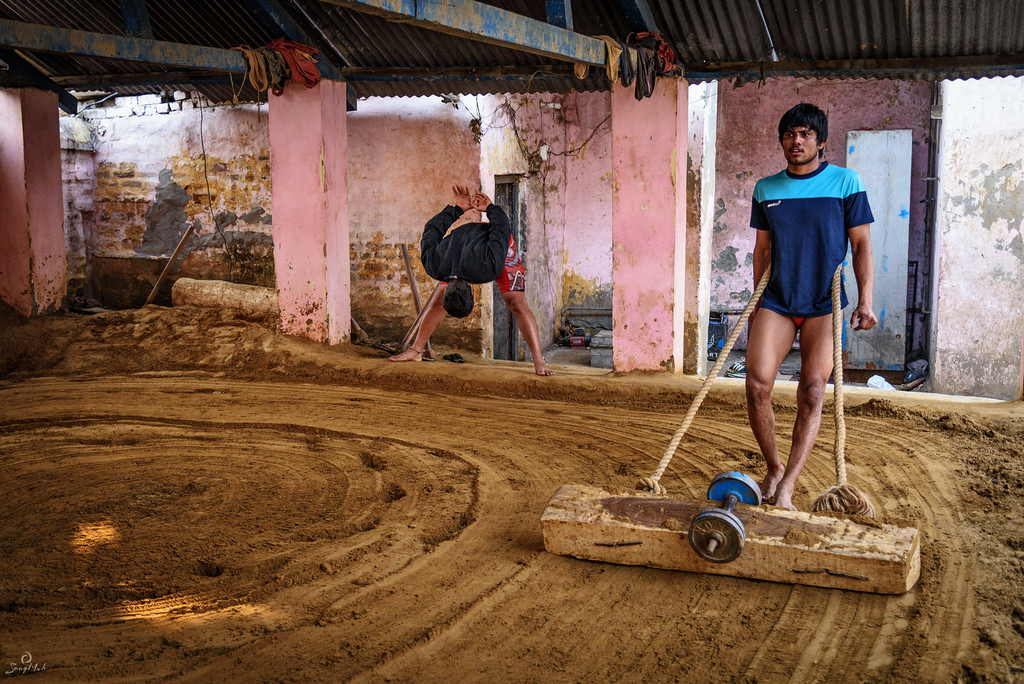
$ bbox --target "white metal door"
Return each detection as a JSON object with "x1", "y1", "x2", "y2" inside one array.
[{"x1": 843, "y1": 130, "x2": 912, "y2": 371}]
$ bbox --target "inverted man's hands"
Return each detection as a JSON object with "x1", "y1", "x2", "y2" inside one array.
[
  {"x1": 850, "y1": 303, "x2": 878, "y2": 331},
  {"x1": 452, "y1": 185, "x2": 473, "y2": 212},
  {"x1": 470, "y1": 192, "x2": 492, "y2": 211}
]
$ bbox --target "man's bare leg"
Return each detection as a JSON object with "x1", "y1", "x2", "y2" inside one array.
[
  {"x1": 772, "y1": 314, "x2": 833, "y2": 510},
  {"x1": 501, "y1": 290, "x2": 553, "y2": 376},
  {"x1": 389, "y1": 282, "x2": 447, "y2": 362},
  {"x1": 744, "y1": 309, "x2": 797, "y2": 501}
]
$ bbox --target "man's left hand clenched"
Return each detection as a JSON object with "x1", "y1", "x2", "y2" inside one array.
[{"x1": 850, "y1": 304, "x2": 877, "y2": 330}]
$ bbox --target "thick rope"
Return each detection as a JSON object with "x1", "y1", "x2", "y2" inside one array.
[
  {"x1": 637, "y1": 267, "x2": 772, "y2": 494},
  {"x1": 813, "y1": 264, "x2": 876, "y2": 517},
  {"x1": 830, "y1": 265, "x2": 847, "y2": 486},
  {"x1": 230, "y1": 46, "x2": 288, "y2": 97}
]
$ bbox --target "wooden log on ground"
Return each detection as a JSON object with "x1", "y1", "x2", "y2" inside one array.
[
  {"x1": 171, "y1": 278, "x2": 279, "y2": 320},
  {"x1": 541, "y1": 484, "x2": 921, "y2": 594}
]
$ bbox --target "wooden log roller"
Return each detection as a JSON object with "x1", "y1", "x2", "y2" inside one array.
[{"x1": 541, "y1": 480, "x2": 921, "y2": 594}]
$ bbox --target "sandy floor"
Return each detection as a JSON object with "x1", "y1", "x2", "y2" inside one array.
[{"x1": 1, "y1": 303, "x2": 1022, "y2": 682}]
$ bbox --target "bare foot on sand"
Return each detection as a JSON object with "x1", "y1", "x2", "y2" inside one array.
[
  {"x1": 534, "y1": 359, "x2": 554, "y2": 376},
  {"x1": 388, "y1": 348, "x2": 422, "y2": 362},
  {"x1": 760, "y1": 462, "x2": 786, "y2": 500},
  {"x1": 772, "y1": 481, "x2": 797, "y2": 511}
]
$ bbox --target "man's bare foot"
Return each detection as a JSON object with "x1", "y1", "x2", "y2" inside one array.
[
  {"x1": 760, "y1": 462, "x2": 786, "y2": 499},
  {"x1": 534, "y1": 359, "x2": 554, "y2": 376},
  {"x1": 388, "y1": 348, "x2": 422, "y2": 362},
  {"x1": 772, "y1": 481, "x2": 797, "y2": 511}
]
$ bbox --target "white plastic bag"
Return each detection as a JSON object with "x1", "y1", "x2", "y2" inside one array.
[{"x1": 867, "y1": 375, "x2": 896, "y2": 391}]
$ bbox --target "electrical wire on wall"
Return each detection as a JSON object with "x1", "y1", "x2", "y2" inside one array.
[
  {"x1": 197, "y1": 95, "x2": 235, "y2": 282},
  {"x1": 460, "y1": 92, "x2": 613, "y2": 327}
]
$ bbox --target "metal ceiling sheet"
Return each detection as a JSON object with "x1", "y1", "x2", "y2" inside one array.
[{"x1": 2, "y1": 0, "x2": 1024, "y2": 102}]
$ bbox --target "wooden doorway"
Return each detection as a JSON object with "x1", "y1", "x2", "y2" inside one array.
[{"x1": 492, "y1": 176, "x2": 524, "y2": 361}]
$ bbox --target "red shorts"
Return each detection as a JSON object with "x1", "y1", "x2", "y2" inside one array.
[
  {"x1": 791, "y1": 317, "x2": 806, "y2": 329},
  {"x1": 494, "y1": 235, "x2": 526, "y2": 294}
]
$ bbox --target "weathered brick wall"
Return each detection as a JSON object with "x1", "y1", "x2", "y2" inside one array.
[
  {"x1": 347, "y1": 97, "x2": 482, "y2": 349},
  {"x1": 77, "y1": 93, "x2": 274, "y2": 308}
]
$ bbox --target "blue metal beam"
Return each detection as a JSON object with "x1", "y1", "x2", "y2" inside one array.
[
  {"x1": 545, "y1": 0, "x2": 573, "y2": 30},
  {"x1": 0, "y1": 48, "x2": 78, "y2": 113},
  {"x1": 0, "y1": 19, "x2": 247, "y2": 72},
  {"x1": 616, "y1": 0, "x2": 657, "y2": 33},
  {"x1": 324, "y1": 0, "x2": 605, "y2": 66},
  {"x1": 119, "y1": 0, "x2": 153, "y2": 39},
  {"x1": 242, "y1": 0, "x2": 357, "y2": 109}
]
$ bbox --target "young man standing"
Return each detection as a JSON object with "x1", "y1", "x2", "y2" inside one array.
[
  {"x1": 746, "y1": 103, "x2": 877, "y2": 510},
  {"x1": 389, "y1": 184, "x2": 553, "y2": 376}
]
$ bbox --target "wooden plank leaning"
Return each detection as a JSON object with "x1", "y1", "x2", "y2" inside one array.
[
  {"x1": 541, "y1": 484, "x2": 921, "y2": 594},
  {"x1": 400, "y1": 243, "x2": 437, "y2": 360},
  {"x1": 144, "y1": 223, "x2": 195, "y2": 306}
]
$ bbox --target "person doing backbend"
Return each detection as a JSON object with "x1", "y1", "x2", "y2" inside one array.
[{"x1": 389, "y1": 185, "x2": 553, "y2": 376}]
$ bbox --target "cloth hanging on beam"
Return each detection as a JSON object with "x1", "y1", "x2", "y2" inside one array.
[
  {"x1": 595, "y1": 35, "x2": 622, "y2": 82},
  {"x1": 231, "y1": 39, "x2": 322, "y2": 99},
  {"x1": 618, "y1": 44, "x2": 636, "y2": 87},
  {"x1": 634, "y1": 47, "x2": 658, "y2": 100},
  {"x1": 632, "y1": 31, "x2": 683, "y2": 77},
  {"x1": 267, "y1": 38, "x2": 321, "y2": 94}
]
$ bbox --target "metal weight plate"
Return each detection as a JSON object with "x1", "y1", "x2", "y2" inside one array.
[
  {"x1": 688, "y1": 508, "x2": 746, "y2": 563},
  {"x1": 707, "y1": 471, "x2": 762, "y2": 507}
]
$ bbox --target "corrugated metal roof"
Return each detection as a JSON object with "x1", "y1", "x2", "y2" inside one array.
[{"x1": 2, "y1": 0, "x2": 1024, "y2": 105}]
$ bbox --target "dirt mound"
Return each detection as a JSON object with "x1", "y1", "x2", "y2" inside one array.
[{"x1": 846, "y1": 397, "x2": 914, "y2": 421}]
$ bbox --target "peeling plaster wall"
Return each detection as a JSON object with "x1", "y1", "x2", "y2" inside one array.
[
  {"x1": 476, "y1": 92, "x2": 612, "y2": 359},
  {"x1": 477, "y1": 93, "x2": 565, "y2": 359},
  {"x1": 347, "y1": 97, "x2": 481, "y2": 348},
  {"x1": 60, "y1": 116, "x2": 97, "y2": 302},
  {"x1": 713, "y1": 79, "x2": 931, "y2": 352},
  {"x1": 684, "y1": 81, "x2": 718, "y2": 375},
  {"x1": 931, "y1": 77, "x2": 1024, "y2": 400},
  {"x1": 563, "y1": 92, "x2": 613, "y2": 320},
  {"x1": 79, "y1": 95, "x2": 274, "y2": 308}
]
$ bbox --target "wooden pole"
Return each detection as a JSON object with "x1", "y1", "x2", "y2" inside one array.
[
  {"x1": 400, "y1": 244, "x2": 435, "y2": 359},
  {"x1": 401, "y1": 283, "x2": 441, "y2": 353},
  {"x1": 144, "y1": 223, "x2": 195, "y2": 306}
]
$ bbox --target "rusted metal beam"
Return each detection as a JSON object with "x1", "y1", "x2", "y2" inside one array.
[
  {"x1": 616, "y1": 0, "x2": 657, "y2": 33},
  {"x1": 545, "y1": 0, "x2": 572, "y2": 30},
  {"x1": 0, "y1": 48, "x2": 77, "y2": 113},
  {"x1": 0, "y1": 19, "x2": 246, "y2": 72},
  {"x1": 119, "y1": 0, "x2": 153, "y2": 39},
  {"x1": 324, "y1": 0, "x2": 605, "y2": 66}
]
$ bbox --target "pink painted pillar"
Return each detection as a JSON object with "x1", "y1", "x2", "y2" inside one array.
[
  {"x1": 268, "y1": 80, "x2": 350, "y2": 344},
  {"x1": 0, "y1": 89, "x2": 66, "y2": 316},
  {"x1": 610, "y1": 78, "x2": 688, "y2": 371}
]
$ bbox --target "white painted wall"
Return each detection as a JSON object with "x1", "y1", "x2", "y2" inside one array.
[{"x1": 932, "y1": 76, "x2": 1024, "y2": 400}]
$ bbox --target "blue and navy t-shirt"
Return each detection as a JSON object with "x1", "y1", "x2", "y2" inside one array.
[{"x1": 750, "y1": 162, "x2": 873, "y2": 317}]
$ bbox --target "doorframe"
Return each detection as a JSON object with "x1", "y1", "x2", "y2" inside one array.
[{"x1": 492, "y1": 174, "x2": 525, "y2": 361}]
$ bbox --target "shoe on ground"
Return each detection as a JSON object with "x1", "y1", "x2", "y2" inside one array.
[{"x1": 725, "y1": 360, "x2": 746, "y2": 378}]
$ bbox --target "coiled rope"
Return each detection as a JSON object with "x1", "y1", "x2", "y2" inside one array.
[{"x1": 230, "y1": 45, "x2": 291, "y2": 102}]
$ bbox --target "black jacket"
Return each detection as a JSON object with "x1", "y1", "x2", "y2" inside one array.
[{"x1": 420, "y1": 204, "x2": 512, "y2": 284}]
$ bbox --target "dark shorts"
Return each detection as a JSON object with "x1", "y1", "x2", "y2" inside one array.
[{"x1": 495, "y1": 235, "x2": 526, "y2": 294}]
